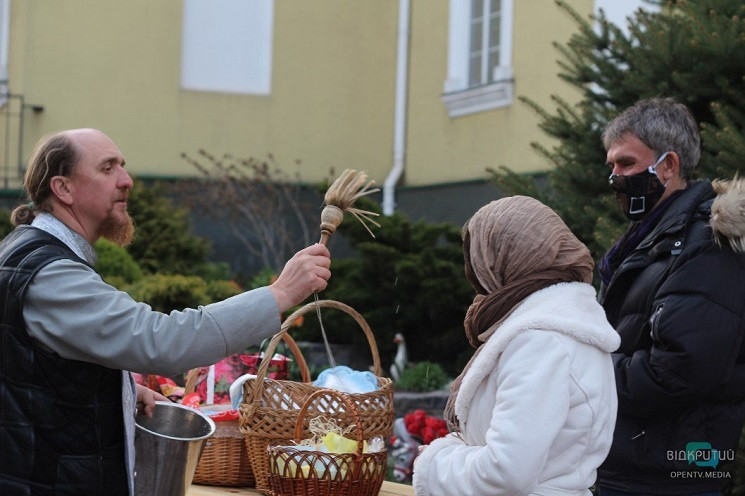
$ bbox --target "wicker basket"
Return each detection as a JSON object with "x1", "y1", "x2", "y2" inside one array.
[
  {"x1": 240, "y1": 300, "x2": 394, "y2": 494},
  {"x1": 267, "y1": 388, "x2": 388, "y2": 496},
  {"x1": 186, "y1": 332, "x2": 310, "y2": 487}
]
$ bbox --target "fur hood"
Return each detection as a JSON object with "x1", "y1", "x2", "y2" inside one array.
[
  {"x1": 454, "y1": 281, "x2": 619, "y2": 424},
  {"x1": 711, "y1": 177, "x2": 745, "y2": 253}
]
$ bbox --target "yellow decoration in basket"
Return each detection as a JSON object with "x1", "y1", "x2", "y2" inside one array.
[
  {"x1": 274, "y1": 447, "x2": 315, "y2": 478},
  {"x1": 322, "y1": 431, "x2": 367, "y2": 454},
  {"x1": 274, "y1": 446, "x2": 350, "y2": 480}
]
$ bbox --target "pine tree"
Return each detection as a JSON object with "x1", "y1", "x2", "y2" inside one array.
[
  {"x1": 126, "y1": 180, "x2": 211, "y2": 275},
  {"x1": 702, "y1": 94, "x2": 745, "y2": 178},
  {"x1": 292, "y1": 197, "x2": 475, "y2": 377},
  {"x1": 490, "y1": 0, "x2": 745, "y2": 263}
]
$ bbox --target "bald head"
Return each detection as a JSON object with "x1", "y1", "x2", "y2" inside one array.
[
  {"x1": 63, "y1": 129, "x2": 126, "y2": 176},
  {"x1": 64, "y1": 128, "x2": 113, "y2": 144}
]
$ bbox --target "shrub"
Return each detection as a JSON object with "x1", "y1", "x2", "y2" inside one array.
[
  {"x1": 295, "y1": 197, "x2": 473, "y2": 377},
  {"x1": 0, "y1": 209, "x2": 12, "y2": 239},
  {"x1": 126, "y1": 180, "x2": 210, "y2": 275},
  {"x1": 206, "y1": 279, "x2": 243, "y2": 301},
  {"x1": 94, "y1": 239, "x2": 144, "y2": 287},
  {"x1": 193, "y1": 261, "x2": 233, "y2": 282},
  {"x1": 247, "y1": 267, "x2": 277, "y2": 289},
  {"x1": 395, "y1": 362, "x2": 450, "y2": 392},
  {"x1": 123, "y1": 274, "x2": 209, "y2": 313}
]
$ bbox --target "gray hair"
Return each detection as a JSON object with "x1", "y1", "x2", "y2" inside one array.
[{"x1": 602, "y1": 97, "x2": 700, "y2": 180}]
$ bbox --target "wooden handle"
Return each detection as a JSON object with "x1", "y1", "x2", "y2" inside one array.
[{"x1": 319, "y1": 205, "x2": 344, "y2": 246}]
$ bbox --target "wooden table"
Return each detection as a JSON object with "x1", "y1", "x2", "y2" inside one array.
[{"x1": 187, "y1": 480, "x2": 414, "y2": 495}]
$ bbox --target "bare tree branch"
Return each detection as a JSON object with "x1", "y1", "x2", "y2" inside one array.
[{"x1": 178, "y1": 152, "x2": 319, "y2": 272}]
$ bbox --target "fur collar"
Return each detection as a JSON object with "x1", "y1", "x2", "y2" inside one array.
[
  {"x1": 454, "y1": 281, "x2": 619, "y2": 424},
  {"x1": 711, "y1": 177, "x2": 745, "y2": 253}
]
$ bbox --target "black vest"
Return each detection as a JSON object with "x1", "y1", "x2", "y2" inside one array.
[{"x1": 0, "y1": 226, "x2": 127, "y2": 496}]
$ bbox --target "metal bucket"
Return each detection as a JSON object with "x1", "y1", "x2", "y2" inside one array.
[{"x1": 134, "y1": 401, "x2": 216, "y2": 496}]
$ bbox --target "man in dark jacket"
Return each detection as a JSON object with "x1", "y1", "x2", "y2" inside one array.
[{"x1": 596, "y1": 97, "x2": 745, "y2": 495}]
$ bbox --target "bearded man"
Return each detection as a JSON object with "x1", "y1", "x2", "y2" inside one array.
[{"x1": 0, "y1": 129, "x2": 331, "y2": 496}]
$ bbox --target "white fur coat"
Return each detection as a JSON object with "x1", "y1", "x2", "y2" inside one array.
[{"x1": 413, "y1": 282, "x2": 620, "y2": 496}]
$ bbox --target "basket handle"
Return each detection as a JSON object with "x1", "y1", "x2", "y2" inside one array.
[
  {"x1": 184, "y1": 331, "x2": 311, "y2": 397},
  {"x1": 183, "y1": 367, "x2": 200, "y2": 397},
  {"x1": 247, "y1": 300, "x2": 382, "y2": 409},
  {"x1": 293, "y1": 388, "x2": 364, "y2": 456}
]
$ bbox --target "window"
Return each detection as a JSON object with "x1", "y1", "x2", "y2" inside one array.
[
  {"x1": 443, "y1": 0, "x2": 514, "y2": 117},
  {"x1": 181, "y1": 0, "x2": 274, "y2": 95},
  {"x1": 468, "y1": 0, "x2": 501, "y2": 86}
]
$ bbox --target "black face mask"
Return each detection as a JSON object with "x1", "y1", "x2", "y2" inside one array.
[{"x1": 608, "y1": 152, "x2": 669, "y2": 221}]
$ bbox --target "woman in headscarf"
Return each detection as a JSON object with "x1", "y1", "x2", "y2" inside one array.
[{"x1": 413, "y1": 196, "x2": 620, "y2": 496}]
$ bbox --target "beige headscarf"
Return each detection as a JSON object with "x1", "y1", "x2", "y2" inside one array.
[{"x1": 444, "y1": 196, "x2": 593, "y2": 432}]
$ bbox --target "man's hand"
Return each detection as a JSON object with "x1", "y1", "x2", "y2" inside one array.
[
  {"x1": 269, "y1": 243, "x2": 331, "y2": 312},
  {"x1": 136, "y1": 383, "x2": 169, "y2": 418}
]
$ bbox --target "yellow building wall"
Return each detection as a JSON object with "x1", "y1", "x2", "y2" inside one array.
[
  {"x1": 8, "y1": 0, "x2": 398, "y2": 185},
  {"x1": 6, "y1": 0, "x2": 591, "y2": 188},
  {"x1": 405, "y1": 0, "x2": 592, "y2": 185}
]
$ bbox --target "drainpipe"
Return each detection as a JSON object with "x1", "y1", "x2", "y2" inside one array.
[
  {"x1": 382, "y1": 0, "x2": 410, "y2": 215},
  {"x1": 0, "y1": 0, "x2": 10, "y2": 93}
]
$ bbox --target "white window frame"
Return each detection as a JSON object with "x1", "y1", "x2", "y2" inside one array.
[
  {"x1": 181, "y1": 0, "x2": 274, "y2": 95},
  {"x1": 442, "y1": 0, "x2": 514, "y2": 118}
]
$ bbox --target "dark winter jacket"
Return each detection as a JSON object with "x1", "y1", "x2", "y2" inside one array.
[
  {"x1": 0, "y1": 226, "x2": 127, "y2": 496},
  {"x1": 596, "y1": 180, "x2": 745, "y2": 493}
]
